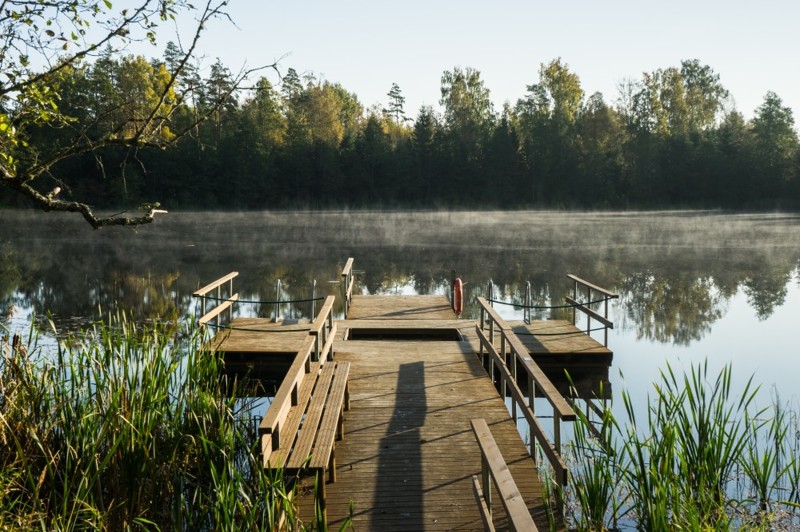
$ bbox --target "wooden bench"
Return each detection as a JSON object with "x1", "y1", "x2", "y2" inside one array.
[
  {"x1": 471, "y1": 418, "x2": 538, "y2": 532},
  {"x1": 259, "y1": 306, "x2": 349, "y2": 519}
]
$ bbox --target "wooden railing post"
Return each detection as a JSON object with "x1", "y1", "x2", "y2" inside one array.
[
  {"x1": 554, "y1": 411, "x2": 562, "y2": 457},
  {"x1": 586, "y1": 285, "x2": 592, "y2": 334},
  {"x1": 215, "y1": 285, "x2": 221, "y2": 328},
  {"x1": 524, "y1": 280, "x2": 532, "y2": 324},
  {"x1": 481, "y1": 454, "x2": 492, "y2": 517},
  {"x1": 500, "y1": 334, "x2": 507, "y2": 398},
  {"x1": 341, "y1": 258, "x2": 355, "y2": 318},
  {"x1": 311, "y1": 279, "x2": 317, "y2": 320},
  {"x1": 194, "y1": 272, "x2": 240, "y2": 328},
  {"x1": 572, "y1": 278, "x2": 578, "y2": 324}
]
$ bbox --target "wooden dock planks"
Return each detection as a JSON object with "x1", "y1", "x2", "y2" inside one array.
[
  {"x1": 295, "y1": 295, "x2": 562, "y2": 531},
  {"x1": 347, "y1": 294, "x2": 457, "y2": 320},
  {"x1": 210, "y1": 318, "x2": 312, "y2": 354},
  {"x1": 509, "y1": 319, "x2": 612, "y2": 363},
  {"x1": 204, "y1": 293, "x2": 609, "y2": 529}
]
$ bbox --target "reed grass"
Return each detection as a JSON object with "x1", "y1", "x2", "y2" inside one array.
[
  {"x1": 0, "y1": 313, "x2": 339, "y2": 531},
  {"x1": 566, "y1": 362, "x2": 800, "y2": 531}
]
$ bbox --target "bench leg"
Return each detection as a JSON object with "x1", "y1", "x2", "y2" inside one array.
[
  {"x1": 329, "y1": 448, "x2": 336, "y2": 483},
  {"x1": 336, "y1": 407, "x2": 345, "y2": 441},
  {"x1": 344, "y1": 381, "x2": 351, "y2": 411}
]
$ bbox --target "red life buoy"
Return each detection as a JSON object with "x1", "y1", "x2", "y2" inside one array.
[{"x1": 453, "y1": 277, "x2": 464, "y2": 316}]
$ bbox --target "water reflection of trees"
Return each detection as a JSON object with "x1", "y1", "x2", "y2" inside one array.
[
  {"x1": 2, "y1": 211, "x2": 799, "y2": 344},
  {"x1": 616, "y1": 273, "x2": 724, "y2": 346}
]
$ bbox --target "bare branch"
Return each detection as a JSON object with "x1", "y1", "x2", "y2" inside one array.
[{"x1": 0, "y1": 0, "x2": 276, "y2": 228}]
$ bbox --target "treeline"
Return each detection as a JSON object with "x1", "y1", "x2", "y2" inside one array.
[{"x1": 5, "y1": 50, "x2": 800, "y2": 210}]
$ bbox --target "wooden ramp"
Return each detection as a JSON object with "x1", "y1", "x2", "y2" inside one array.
[{"x1": 297, "y1": 295, "x2": 562, "y2": 530}]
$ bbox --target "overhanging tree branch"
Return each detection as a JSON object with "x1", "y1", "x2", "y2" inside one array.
[{"x1": 0, "y1": 0, "x2": 272, "y2": 228}]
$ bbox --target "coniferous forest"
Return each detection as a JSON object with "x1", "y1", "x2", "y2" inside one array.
[{"x1": 3, "y1": 50, "x2": 799, "y2": 211}]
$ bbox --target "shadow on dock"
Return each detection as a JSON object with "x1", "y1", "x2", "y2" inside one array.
[{"x1": 372, "y1": 361, "x2": 426, "y2": 528}]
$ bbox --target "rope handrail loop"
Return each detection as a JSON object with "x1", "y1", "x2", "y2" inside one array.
[
  {"x1": 206, "y1": 322, "x2": 312, "y2": 333},
  {"x1": 486, "y1": 295, "x2": 614, "y2": 310},
  {"x1": 513, "y1": 325, "x2": 609, "y2": 337},
  {"x1": 195, "y1": 294, "x2": 325, "y2": 305}
]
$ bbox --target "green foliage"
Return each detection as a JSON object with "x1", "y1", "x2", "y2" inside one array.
[
  {"x1": 3, "y1": 51, "x2": 800, "y2": 214},
  {"x1": 567, "y1": 362, "x2": 800, "y2": 530},
  {"x1": 0, "y1": 315, "x2": 331, "y2": 530}
]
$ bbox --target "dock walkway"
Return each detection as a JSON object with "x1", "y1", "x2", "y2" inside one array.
[
  {"x1": 299, "y1": 294, "x2": 557, "y2": 530},
  {"x1": 196, "y1": 269, "x2": 617, "y2": 530}
]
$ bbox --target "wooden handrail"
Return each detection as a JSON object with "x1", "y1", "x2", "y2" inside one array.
[
  {"x1": 341, "y1": 257, "x2": 355, "y2": 317},
  {"x1": 198, "y1": 294, "x2": 239, "y2": 326},
  {"x1": 259, "y1": 320, "x2": 338, "y2": 459},
  {"x1": 566, "y1": 274, "x2": 618, "y2": 299},
  {"x1": 309, "y1": 295, "x2": 336, "y2": 336},
  {"x1": 478, "y1": 297, "x2": 509, "y2": 330},
  {"x1": 341, "y1": 257, "x2": 354, "y2": 278},
  {"x1": 193, "y1": 272, "x2": 239, "y2": 297},
  {"x1": 503, "y1": 331, "x2": 575, "y2": 421},
  {"x1": 477, "y1": 328, "x2": 569, "y2": 488},
  {"x1": 477, "y1": 297, "x2": 575, "y2": 421},
  {"x1": 471, "y1": 418, "x2": 539, "y2": 531},
  {"x1": 565, "y1": 296, "x2": 614, "y2": 328},
  {"x1": 567, "y1": 274, "x2": 617, "y2": 346},
  {"x1": 260, "y1": 335, "x2": 317, "y2": 440},
  {"x1": 194, "y1": 272, "x2": 238, "y2": 327}
]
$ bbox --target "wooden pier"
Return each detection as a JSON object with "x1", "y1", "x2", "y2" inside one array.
[{"x1": 194, "y1": 262, "x2": 618, "y2": 531}]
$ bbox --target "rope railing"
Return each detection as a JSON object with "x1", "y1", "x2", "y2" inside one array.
[
  {"x1": 513, "y1": 326, "x2": 609, "y2": 337},
  {"x1": 193, "y1": 273, "x2": 324, "y2": 326},
  {"x1": 486, "y1": 296, "x2": 615, "y2": 310},
  {"x1": 206, "y1": 323, "x2": 312, "y2": 333},
  {"x1": 197, "y1": 294, "x2": 325, "y2": 306}
]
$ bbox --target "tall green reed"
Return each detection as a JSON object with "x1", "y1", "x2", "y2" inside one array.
[
  {"x1": 567, "y1": 362, "x2": 799, "y2": 530},
  {"x1": 0, "y1": 313, "x2": 328, "y2": 530}
]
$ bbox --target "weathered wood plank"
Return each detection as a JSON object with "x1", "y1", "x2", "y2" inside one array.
[
  {"x1": 510, "y1": 319, "x2": 612, "y2": 359},
  {"x1": 297, "y1": 332, "x2": 563, "y2": 530},
  {"x1": 309, "y1": 361, "x2": 350, "y2": 471},
  {"x1": 286, "y1": 362, "x2": 337, "y2": 470},
  {"x1": 259, "y1": 336, "x2": 315, "y2": 438},
  {"x1": 266, "y1": 360, "x2": 322, "y2": 467},
  {"x1": 193, "y1": 271, "x2": 238, "y2": 296},
  {"x1": 565, "y1": 295, "x2": 614, "y2": 328},
  {"x1": 471, "y1": 418, "x2": 539, "y2": 532},
  {"x1": 211, "y1": 317, "x2": 311, "y2": 354},
  {"x1": 198, "y1": 293, "x2": 239, "y2": 326},
  {"x1": 347, "y1": 295, "x2": 456, "y2": 320},
  {"x1": 566, "y1": 274, "x2": 619, "y2": 299}
]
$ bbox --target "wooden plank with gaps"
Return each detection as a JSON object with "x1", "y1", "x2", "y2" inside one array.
[
  {"x1": 309, "y1": 361, "x2": 351, "y2": 473},
  {"x1": 265, "y1": 360, "x2": 322, "y2": 468},
  {"x1": 471, "y1": 418, "x2": 539, "y2": 532},
  {"x1": 286, "y1": 362, "x2": 337, "y2": 470}
]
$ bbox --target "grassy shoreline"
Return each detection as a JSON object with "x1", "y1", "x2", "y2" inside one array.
[
  {"x1": 0, "y1": 315, "x2": 331, "y2": 531},
  {"x1": 565, "y1": 362, "x2": 800, "y2": 530}
]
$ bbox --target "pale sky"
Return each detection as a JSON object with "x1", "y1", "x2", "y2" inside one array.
[{"x1": 179, "y1": 0, "x2": 800, "y2": 122}]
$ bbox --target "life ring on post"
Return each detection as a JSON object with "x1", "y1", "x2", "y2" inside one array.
[{"x1": 453, "y1": 277, "x2": 464, "y2": 316}]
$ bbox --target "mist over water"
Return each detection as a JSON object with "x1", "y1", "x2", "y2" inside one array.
[{"x1": 2, "y1": 209, "x2": 799, "y2": 405}]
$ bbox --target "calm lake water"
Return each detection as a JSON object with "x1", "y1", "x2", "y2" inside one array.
[{"x1": 2, "y1": 209, "x2": 800, "y2": 413}]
